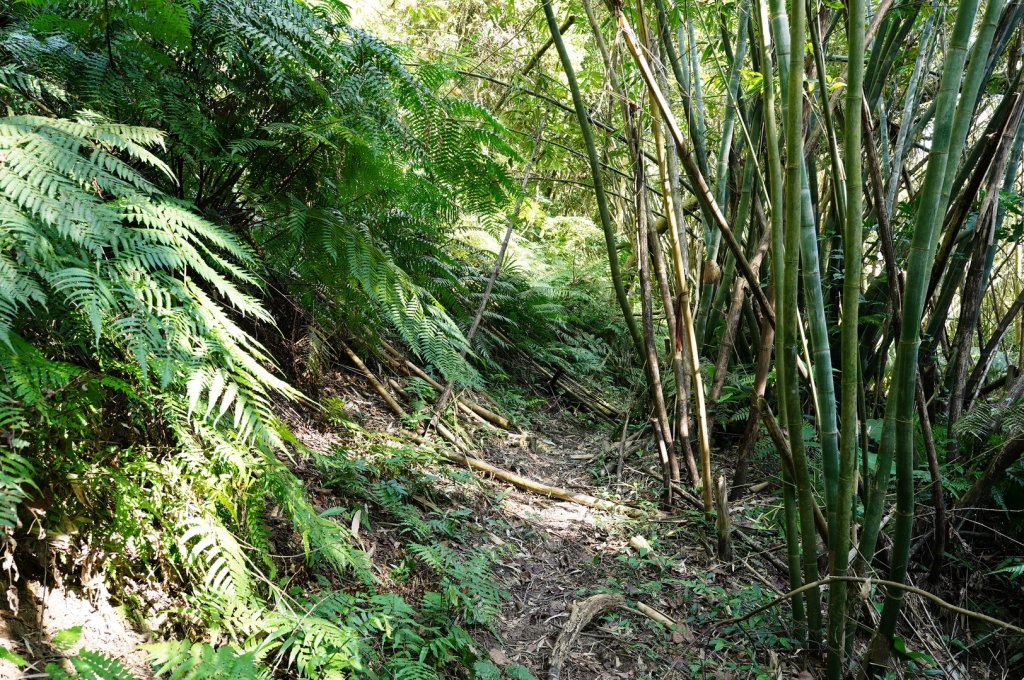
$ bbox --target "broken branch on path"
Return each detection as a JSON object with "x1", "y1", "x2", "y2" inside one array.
[
  {"x1": 340, "y1": 340, "x2": 469, "y2": 452},
  {"x1": 547, "y1": 594, "x2": 687, "y2": 680},
  {"x1": 445, "y1": 450, "x2": 652, "y2": 517}
]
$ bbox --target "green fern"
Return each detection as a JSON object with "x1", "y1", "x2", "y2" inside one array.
[
  {"x1": 148, "y1": 641, "x2": 264, "y2": 680},
  {"x1": 45, "y1": 650, "x2": 144, "y2": 680}
]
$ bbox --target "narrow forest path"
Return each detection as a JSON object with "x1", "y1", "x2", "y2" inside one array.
[
  {"x1": 289, "y1": 364, "x2": 801, "y2": 678},
  {"x1": 459, "y1": 408, "x2": 794, "y2": 679}
]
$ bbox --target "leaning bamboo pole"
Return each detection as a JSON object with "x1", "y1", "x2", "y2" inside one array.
[
  {"x1": 617, "y1": 15, "x2": 776, "y2": 330},
  {"x1": 423, "y1": 109, "x2": 548, "y2": 437},
  {"x1": 695, "y1": 0, "x2": 751, "y2": 344},
  {"x1": 863, "y1": 0, "x2": 982, "y2": 669},
  {"x1": 634, "y1": 0, "x2": 712, "y2": 513}
]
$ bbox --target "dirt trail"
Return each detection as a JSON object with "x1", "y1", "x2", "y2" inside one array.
[
  {"x1": 474, "y1": 411, "x2": 715, "y2": 679},
  {"x1": 0, "y1": 364, "x2": 792, "y2": 679}
]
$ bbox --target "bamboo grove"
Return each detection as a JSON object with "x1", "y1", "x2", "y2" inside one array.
[
  {"x1": 3, "y1": 0, "x2": 1024, "y2": 676},
  {"x1": 519, "y1": 0, "x2": 1024, "y2": 675}
]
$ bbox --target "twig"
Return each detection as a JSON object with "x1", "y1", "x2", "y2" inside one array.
[
  {"x1": 615, "y1": 409, "x2": 631, "y2": 482},
  {"x1": 722, "y1": 575, "x2": 1024, "y2": 635}
]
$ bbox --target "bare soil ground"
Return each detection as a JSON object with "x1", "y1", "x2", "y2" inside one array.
[{"x1": 0, "y1": 577, "x2": 151, "y2": 678}]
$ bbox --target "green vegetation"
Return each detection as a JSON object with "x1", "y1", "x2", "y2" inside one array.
[{"x1": 4, "y1": 0, "x2": 1024, "y2": 677}]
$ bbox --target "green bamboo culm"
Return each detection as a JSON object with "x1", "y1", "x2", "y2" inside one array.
[
  {"x1": 770, "y1": 0, "x2": 841, "y2": 528},
  {"x1": 939, "y1": 0, "x2": 1007, "y2": 452},
  {"x1": 696, "y1": 0, "x2": 751, "y2": 345},
  {"x1": 541, "y1": 0, "x2": 644, "y2": 359},
  {"x1": 781, "y1": 0, "x2": 822, "y2": 647},
  {"x1": 754, "y1": 0, "x2": 806, "y2": 638},
  {"x1": 920, "y1": 0, "x2": 1009, "y2": 370},
  {"x1": 827, "y1": 0, "x2": 865, "y2": 674},
  {"x1": 862, "y1": 0, "x2": 982, "y2": 669}
]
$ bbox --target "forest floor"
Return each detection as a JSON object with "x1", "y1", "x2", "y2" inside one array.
[
  {"x1": 463, "y1": 410, "x2": 798, "y2": 680},
  {"x1": 288, "y1": 365, "x2": 805, "y2": 679},
  {"x1": 0, "y1": 362, "x2": 804, "y2": 679}
]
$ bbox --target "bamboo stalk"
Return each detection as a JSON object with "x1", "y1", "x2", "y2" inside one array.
[
  {"x1": 759, "y1": 399, "x2": 830, "y2": 546},
  {"x1": 648, "y1": 211, "x2": 695, "y2": 485},
  {"x1": 724, "y1": 575, "x2": 1024, "y2": 635},
  {"x1": 695, "y1": 0, "x2": 752, "y2": 343},
  {"x1": 866, "y1": 0, "x2": 982, "y2": 666},
  {"x1": 618, "y1": 14, "x2": 776, "y2": 330},
  {"x1": 634, "y1": 0, "x2": 711, "y2": 510},
  {"x1": 828, "y1": 0, "x2": 866, "y2": 672},
  {"x1": 753, "y1": 0, "x2": 805, "y2": 636},
  {"x1": 779, "y1": 0, "x2": 823, "y2": 646},
  {"x1": 542, "y1": 0, "x2": 644, "y2": 358},
  {"x1": 632, "y1": 119, "x2": 677, "y2": 505},
  {"x1": 770, "y1": 0, "x2": 840, "y2": 546}
]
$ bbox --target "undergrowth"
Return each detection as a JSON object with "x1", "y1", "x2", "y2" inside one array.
[{"x1": 3, "y1": 428, "x2": 531, "y2": 679}]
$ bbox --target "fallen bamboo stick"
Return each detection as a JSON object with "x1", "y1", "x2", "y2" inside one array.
[
  {"x1": 340, "y1": 340, "x2": 469, "y2": 452},
  {"x1": 387, "y1": 376, "x2": 493, "y2": 430},
  {"x1": 379, "y1": 341, "x2": 511, "y2": 429},
  {"x1": 347, "y1": 341, "x2": 656, "y2": 519},
  {"x1": 445, "y1": 450, "x2": 652, "y2": 517},
  {"x1": 715, "y1": 474, "x2": 733, "y2": 560}
]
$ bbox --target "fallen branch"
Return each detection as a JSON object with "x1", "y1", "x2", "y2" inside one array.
[
  {"x1": 548, "y1": 594, "x2": 685, "y2": 680},
  {"x1": 345, "y1": 341, "x2": 651, "y2": 517},
  {"x1": 340, "y1": 340, "x2": 469, "y2": 452},
  {"x1": 633, "y1": 601, "x2": 676, "y2": 628},
  {"x1": 548, "y1": 594, "x2": 626, "y2": 680},
  {"x1": 445, "y1": 450, "x2": 653, "y2": 517},
  {"x1": 380, "y1": 341, "x2": 510, "y2": 429}
]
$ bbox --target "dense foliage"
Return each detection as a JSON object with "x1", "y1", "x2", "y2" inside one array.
[
  {"x1": 0, "y1": 0, "x2": 618, "y2": 677},
  {"x1": 5, "y1": 0, "x2": 1024, "y2": 677}
]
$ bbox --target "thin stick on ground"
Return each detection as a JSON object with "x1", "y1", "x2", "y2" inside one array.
[{"x1": 722, "y1": 575, "x2": 1024, "y2": 636}]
